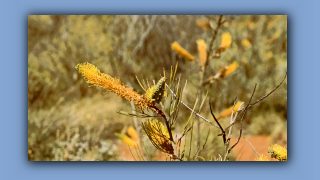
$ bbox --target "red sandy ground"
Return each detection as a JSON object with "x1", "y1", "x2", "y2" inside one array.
[
  {"x1": 230, "y1": 136, "x2": 287, "y2": 161},
  {"x1": 116, "y1": 136, "x2": 287, "y2": 161}
]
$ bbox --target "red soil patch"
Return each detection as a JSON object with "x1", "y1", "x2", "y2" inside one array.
[
  {"x1": 116, "y1": 136, "x2": 287, "y2": 161},
  {"x1": 230, "y1": 136, "x2": 286, "y2": 161}
]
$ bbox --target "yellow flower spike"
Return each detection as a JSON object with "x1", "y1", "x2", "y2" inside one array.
[
  {"x1": 196, "y1": 39, "x2": 207, "y2": 67},
  {"x1": 141, "y1": 119, "x2": 173, "y2": 155},
  {"x1": 127, "y1": 126, "x2": 139, "y2": 142},
  {"x1": 196, "y1": 19, "x2": 210, "y2": 30},
  {"x1": 242, "y1": 39, "x2": 251, "y2": 48},
  {"x1": 224, "y1": 61, "x2": 239, "y2": 76},
  {"x1": 216, "y1": 101, "x2": 243, "y2": 120},
  {"x1": 268, "y1": 144, "x2": 287, "y2": 161},
  {"x1": 215, "y1": 33, "x2": 232, "y2": 55},
  {"x1": 220, "y1": 33, "x2": 232, "y2": 49},
  {"x1": 75, "y1": 62, "x2": 155, "y2": 111},
  {"x1": 255, "y1": 154, "x2": 269, "y2": 161},
  {"x1": 115, "y1": 133, "x2": 137, "y2": 148},
  {"x1": 171, "y1": 41, "x2": 195, "y2": 62},
  {"x1": 211, "y1": 61, "x2": 239, "y2": 81}
]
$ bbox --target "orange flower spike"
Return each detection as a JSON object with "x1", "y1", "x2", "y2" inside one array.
[
  {"x1": 216, "y1": 101, "x2": 242, "y2": 120},
  {"x1": 215, "y1": 33, "x2": 232, "y2": 55},
  {"x1": 127, "y1": 126, "x2": 139, "y2": 142},
  {"x1": 171, "y1": 41, "x2": 195, "y2": 62},
  {"x1": 242, "y1": 39, "x2": 251, "y2": 48},
  {"x1": 75, "y1": 62, "x2": 154, "y2": 111},
  {"x1": 115, "y1": 133, "x2": 137, "y2": 148},
  {"x1": 219, "y1": 33, "x2": 232, "y2": 49},
  {"x1": 196, "y1": 19, "x2": 210, "y2": 30},
  {"x1": 224, "y1": 61, "x2": 239, "y2": 76},
  {"x1": 196, "y1": 39, "x2": 207, "y2": 67}
]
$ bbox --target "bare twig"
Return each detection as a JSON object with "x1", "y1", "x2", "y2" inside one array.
[
  {"x1": 131, "y1": 15, "x2": 157, "y2": 57},
  {"x1": 205, "y1": 15, "x2": 224, "y2": 68},
  {"x1": 244, "y1": 137, "x2": 260, "y2": 158},
  {"x1": 224, "y1": 72, "x2": 287, "y2": 131},
  {"x1": 166, "y1": 83, "x2": 219, "y2": 128},
  {"x1": 227, "y1": 97, "x2": 240, "y2": 139},
  {"x1": 209, "y1": 99, "x2": 226, "y2": 144},
  {"x1": 249, "y1": 72, "x2": 287, "y2": 107},
  {"x1": 228, "y1": 84, "x2": 257, "y2": 155}
]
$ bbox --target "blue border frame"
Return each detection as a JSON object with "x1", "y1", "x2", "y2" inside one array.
[{"x1": 1, "y1": 0, "x2": 319, "y2": 179}]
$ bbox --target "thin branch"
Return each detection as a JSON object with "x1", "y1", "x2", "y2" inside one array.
[
  {"x1": 158, "y1": 109, "x2": 174, "y2": 142},
  {"x1": 131, "y1": 15, "x2": 157, "y2": 57},
  {"x1": 224, "y1": 72, "x2": 287, "y2": 131},
  {"x1": 209, "y1": 99, "x2": 226, "y2": 143},
  {"x1": 249, "y1": 72, "x2": 287, "y2": 107},
  {"x1": 244, "y1": 137, "x2": 260, "y2": 158},
  {"x1": 166, "y1": 83, "x2": 220, "y2": 128},
  {"x1": 228, "y1": 84, "x2": 257, "y2": 155},
  {"x1": 205, "y1": 15, "x2": 224, "y2": 68},
  {"x1": 227, "y1": 97, "x2": 239, "y2": 139}
]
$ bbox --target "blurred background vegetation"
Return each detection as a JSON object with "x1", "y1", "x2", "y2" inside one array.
[{"x1": 28, "y1": 15, "x2": 287, "y2": 161}]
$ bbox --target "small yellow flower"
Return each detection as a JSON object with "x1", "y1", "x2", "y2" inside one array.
[
  {"x1": 171, "y1": 41, "x2": 195, "y2": 61},
  {"x1": 141, "y1": 119, "x2": 173, "y2": 154},
  {"x1": 255, "y1": 154, "x2": 269, "y2": 161},
  {"x1": 127, "y1": 126, "x2": 139, "y2": 142},
  {"x1": 115, "y1": 133, "x2": 137, "y2": 148},
  {"x1": 196, "y1": 39, "x2": 207, "y2": 67},
  {"x1": 268, "y1": 144, "x2": 287, "y2": 161},
  {"x1": 196, "y1": 19, "x2": 210, "y2": 30},
  {"x1": 242, "y1": 39, "x2": 251, "y2": 48}
]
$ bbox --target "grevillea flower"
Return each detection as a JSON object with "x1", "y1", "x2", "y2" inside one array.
[
  {"x1": 216, "y1": 33, "x2": 232, "y2": 55},
  {"x1": 75, "y1": 62, "x2": 155, "y2": 111},
  {"x1": 196, "y1": 39, "x2": 207, "y2": 67},
  {"x1": 216, "y1": 101, "x2": 243, "y2": 120},
  {"x1": 141, "y1": 119, "x2": 174, "y2": 154},
  {"x1": 212, "y1": 61, "x2": 239, "y2": 80},
  {"x1": 115, "y1": 133, "x2": 137, "y2": 148},
  {"x1": 255, "y1": 154, "x2": 269, "y2": 161},
  {"x1": 196, "y1": 19, "x2": 210, "y2": 30},
  {"x1": 171, "y1": 41, "x2": 195, "y2": 62},
  {"x1": 242, "y1": 39, "x2": 251, "y2": 48},
  {"x1": 127, "y1": 126, "x2": 139, "y2": 142},
  {"x1": 145, "y1": 77, "x2": 167, "y2": 104},
  {"x1": 224, "y1": 61, "x2": 239, "y2": 76},
  {"x1": 268, "y1": 144, "x2": 287, "y2": 161},
  {"x1": 220, "y1": 33, "x2": 232, "y2": 49}
]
